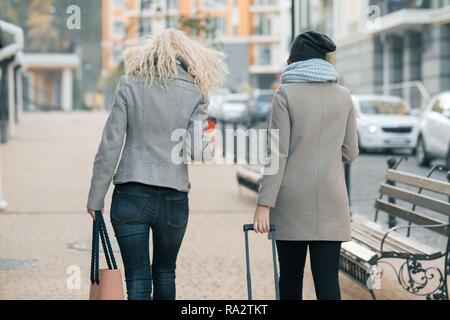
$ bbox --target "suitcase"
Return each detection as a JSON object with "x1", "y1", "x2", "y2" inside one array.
[{"x1": 243, "y1": 224, "x2": 280, "y2": 300}]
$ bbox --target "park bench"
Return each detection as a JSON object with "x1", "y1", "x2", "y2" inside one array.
[
  {"x1": 340, "y1": 158, "x2": 450, "y2": 300},
  {"x1": 237, "y1": 165, "x2": 262, "y2": 193},
  {"x1": 236, "y1": 159, "x2": 450, "y2": 300}
]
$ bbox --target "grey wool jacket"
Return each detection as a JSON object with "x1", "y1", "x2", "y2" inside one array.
[
  {"x1": 87, "y1": 66, "x2": 213, "y2": 210},
  {"x1": 257, "y1": 83, "x2": 359, "y2": 242}
]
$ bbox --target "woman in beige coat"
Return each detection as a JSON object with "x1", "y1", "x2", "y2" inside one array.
[{"x1": 253, "y1": 31, "x2": 359, "y2": 300}]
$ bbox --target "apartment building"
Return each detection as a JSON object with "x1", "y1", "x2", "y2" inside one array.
[
  {"x1": 180, "y1": 0, "x2": 292, "y2": 90},
  {"x1": 248, "y1": 0, "x2": 292, "y2": 88},
  {"x1": 102, "y1": 0, "x2": 292, "y2": 90},
  {"x1": 102, "y1": 0, "x2": 180, "y2": 74},
  {"x1": 292, "y1": 0, "x2": 450, "y2": 108}
]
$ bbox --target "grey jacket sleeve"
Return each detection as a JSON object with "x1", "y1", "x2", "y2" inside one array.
[
  {"x1": 87, "y1": 78, "x2": 127, "y2": 210},
  {"x1": 342, "y1": 101, "x2": 359, "y2": 163},
  {"x1": 257, "y1": 87, "x2": 291, "y2": 208},
  {"x1": 185, "y1": 98, "x2": 215, "y2": 162}
]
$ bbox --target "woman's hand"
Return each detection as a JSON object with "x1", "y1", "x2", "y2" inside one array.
[
  {"x1": 87, "y1": 208, "x2": 103, "y2": 219},
  {"x1": 253, "y1": 205, "x2": 270, "y2": 234}
]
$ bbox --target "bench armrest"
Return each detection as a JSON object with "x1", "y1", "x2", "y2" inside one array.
[{"x1": 380, "y1": 223, "x2": 450, "y2": 254}]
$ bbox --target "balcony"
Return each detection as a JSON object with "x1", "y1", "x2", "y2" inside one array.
[
  {"x1": 367, "y1": 9, "x2": 432, "y2": 35},
  {"x1": 250, "y1": 18, "x2": 279, "y2": 43},
  {"x1": 250, "y1": 0, "x2": 280, "y2": 13},
  {"x1": 249, "y1": 64, "x2": 280, "y2": 74},
  {"x1": 249, "y1": 34, "x2": 279, "y2": 44},
  {"x1": 125, "y1": 6, "x2": 178, "y2": 18},
  {"x1": 369, "y1": 0, "x2": 437, "y2": 17},
  {"x1": 249, "y1": 44, "x2": 281, "y2": 74}
]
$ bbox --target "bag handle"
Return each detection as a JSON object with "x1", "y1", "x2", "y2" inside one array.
[
  {"x1": 99, "y1": 214, "x2": 118, "y2": 270},
  {"x1": 90, "y1": 213, "x2": 100, "y2": 284},
  {"x1": 90, "y1": 211, "x2": 118, "y2": 285}
]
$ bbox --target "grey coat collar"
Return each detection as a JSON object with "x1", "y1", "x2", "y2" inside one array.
[
  {"x1": 124, "y1": 65, "x2": 195, "y2": 84},
  {"x1": 175, "y1": 63, "x2": 195, "y2": 83}
]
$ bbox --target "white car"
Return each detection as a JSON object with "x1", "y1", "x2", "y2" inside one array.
[
  {"x1": 208, "y1": 93, "x2": 225, "y2": 119},
  {"x1": 417, "y1": 92, "x2": 450, "y2": 168},
  {"x1": 352, "y1": 95, "x2": 419, "y2": 152},
  {"x1": 217, "y1": 94, "x2": 252, "y2": 126}
]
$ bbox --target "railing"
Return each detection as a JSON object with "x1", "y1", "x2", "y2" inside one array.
[
  {"x1": 374, "y1": 80, "x2": 431, "y2": 110},
  {"x1": 370, "y1": 0, "x2": 435, "y2": 16},
  {"x1": 253, "y1": 0, "x2": 278, "y2": 6},
  {"x1": 0, "y1": 21, "x2": 24, "y2": 142},
  {"x1": 0, "y1": 20, "x2": 24, "y2": 211}
]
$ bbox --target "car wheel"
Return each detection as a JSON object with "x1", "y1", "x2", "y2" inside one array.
[
  {"x1": 358, "y1": 135, "x2": 366, "y2": 154},
  {"x1": 446, "y1": 147, "x2": 450, "y2": 170},
  {"x1": 416, "y1": 136, "x2": 431, "y2": 167}
]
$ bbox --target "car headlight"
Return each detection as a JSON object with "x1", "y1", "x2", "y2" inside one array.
[{"x1": 368, "y1": 125, "x2": 377, "y2": 134}]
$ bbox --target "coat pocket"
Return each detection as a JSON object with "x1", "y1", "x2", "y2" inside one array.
[
  {"x1": 111, "y1": 191, "x2": 149, "y2": 225},
  {"x1": 166, "y1": 194, "x2": 189, "y2": 229}
]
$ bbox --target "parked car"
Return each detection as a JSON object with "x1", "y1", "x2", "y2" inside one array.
[
  {"x1": 208, "y1": 90, "x2": 229, "y2": 116},
  {"x1": 249, "y1": 90, "x2": 274, "y2": 123},
  {"x1": 206, "y1": 93, "x2": 224, "y2": 129},
  {"x1": 417, "y1": 92, "x2": 450, "y2": 168},
  {"x1": 352, "y1": 95, "x2": 419, "y2": 153},
  {"x1": 217, "y1": 94, "x2": 252, "y2": 126}
]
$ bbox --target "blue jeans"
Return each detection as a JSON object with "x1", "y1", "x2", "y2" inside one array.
[{"x1": 110, "y1": 182, "x2": 189, "y2": 300}]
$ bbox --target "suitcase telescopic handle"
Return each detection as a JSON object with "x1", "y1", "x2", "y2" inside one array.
[
  {"x1": 243, "y1": 224, "x2": 280, "y2": 301},
  {"x1": 243, "y1": 224, "x2": 276, "y2": 232}
]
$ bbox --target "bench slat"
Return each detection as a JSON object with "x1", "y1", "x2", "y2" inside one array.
[
  {"x1": 379, "y1": 184, "x2": 450, "y2": 216},
  {"x1": 352, "y1": 224, "x2": 420, "y2": 254},
  {"x1": 236, "y1": 168, "x2": 262, "y2": 184},
  {"x1": 386, "y1": 170, "x2": 450, "y2": 196},
  {"x1": 341, "y1": 241, "x2": 378, "y2": 264},
  {"x1": 375, "y1": 199, "x2": 450, "y2": 236},
  {"x1": 356, "y1": 219, "x2": 441, "y2": 256},
  {"x1": 351, "y1": 227, "x2": 398, "y2": 252},
  {"x1": 240, "y1": 165, "x2": 263, "y2": 175},
  {"x1": 351, "y1": 224, "x2": 423, "y2": 255}
]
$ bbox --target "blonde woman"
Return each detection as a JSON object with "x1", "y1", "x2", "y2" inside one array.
[{"x1": 87, "y1": 29, "x2": 227, "y2": 300}]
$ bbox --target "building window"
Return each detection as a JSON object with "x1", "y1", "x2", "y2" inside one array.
[
  {"x1": 253, "y1": 0, "x2": 277, "y2": 5},
  {"x1": 112, "y1": 0, "x2": 125, "y2": 9},
  {"x1": 257, "y1": 44, "x2": 272, "y2": 65},
  {"x1": 112, "y1": 21, "x2": 125, "y2": 38},
  {"x1": 166, "y1": 0, "x2": 178, "y2": 10},
  {"x1": 254, "y1": 14, "x2": 272, "y2": 36},
  {"x1": 112, "y1": 47, "x2": 123, "y2": 65},
  {"x1": 204, "y1": 0, "x2": 227, "y2": 9},
  {"x1": 166, "y1": 17, "x2": 178, "y2": 29},
  {"x1": 142, "y1": 19, "x2": 152, "y2": 35},
  {"x1": 207, "y1": 16, "x2": 227, "y2": 39},
  {"x1": 141, "y1": 0, "x2": 152, "y2": 10},
  {"x1": 303, "y1": 0, "x2": 333, "y2": 35}
]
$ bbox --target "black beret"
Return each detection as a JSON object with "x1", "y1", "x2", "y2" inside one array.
[{"x1": 289, "y1": 30, "x2": 337, "y2": 62}]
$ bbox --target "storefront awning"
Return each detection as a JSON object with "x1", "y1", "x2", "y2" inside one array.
[{"x1": 23, "y1": 54, "x2": 80, "y2": 70}]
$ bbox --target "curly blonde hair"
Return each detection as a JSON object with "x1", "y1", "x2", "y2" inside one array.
[{"x1": 124, "y1": 29, "x2": 228, "y2": 99}]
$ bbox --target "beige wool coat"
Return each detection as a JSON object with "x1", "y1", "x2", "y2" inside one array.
[{"x1": 257, "y1": 83, "x2": 359, "y2": 242}]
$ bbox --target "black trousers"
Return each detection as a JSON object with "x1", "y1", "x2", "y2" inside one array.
[{"x1": 276, "y1": 241, "x2": 342, "y2": 300}]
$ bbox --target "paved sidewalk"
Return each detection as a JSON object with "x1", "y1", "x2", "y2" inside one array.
[{"x1": 0, "y1": 112, "x2": 434, "y2": 300}]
